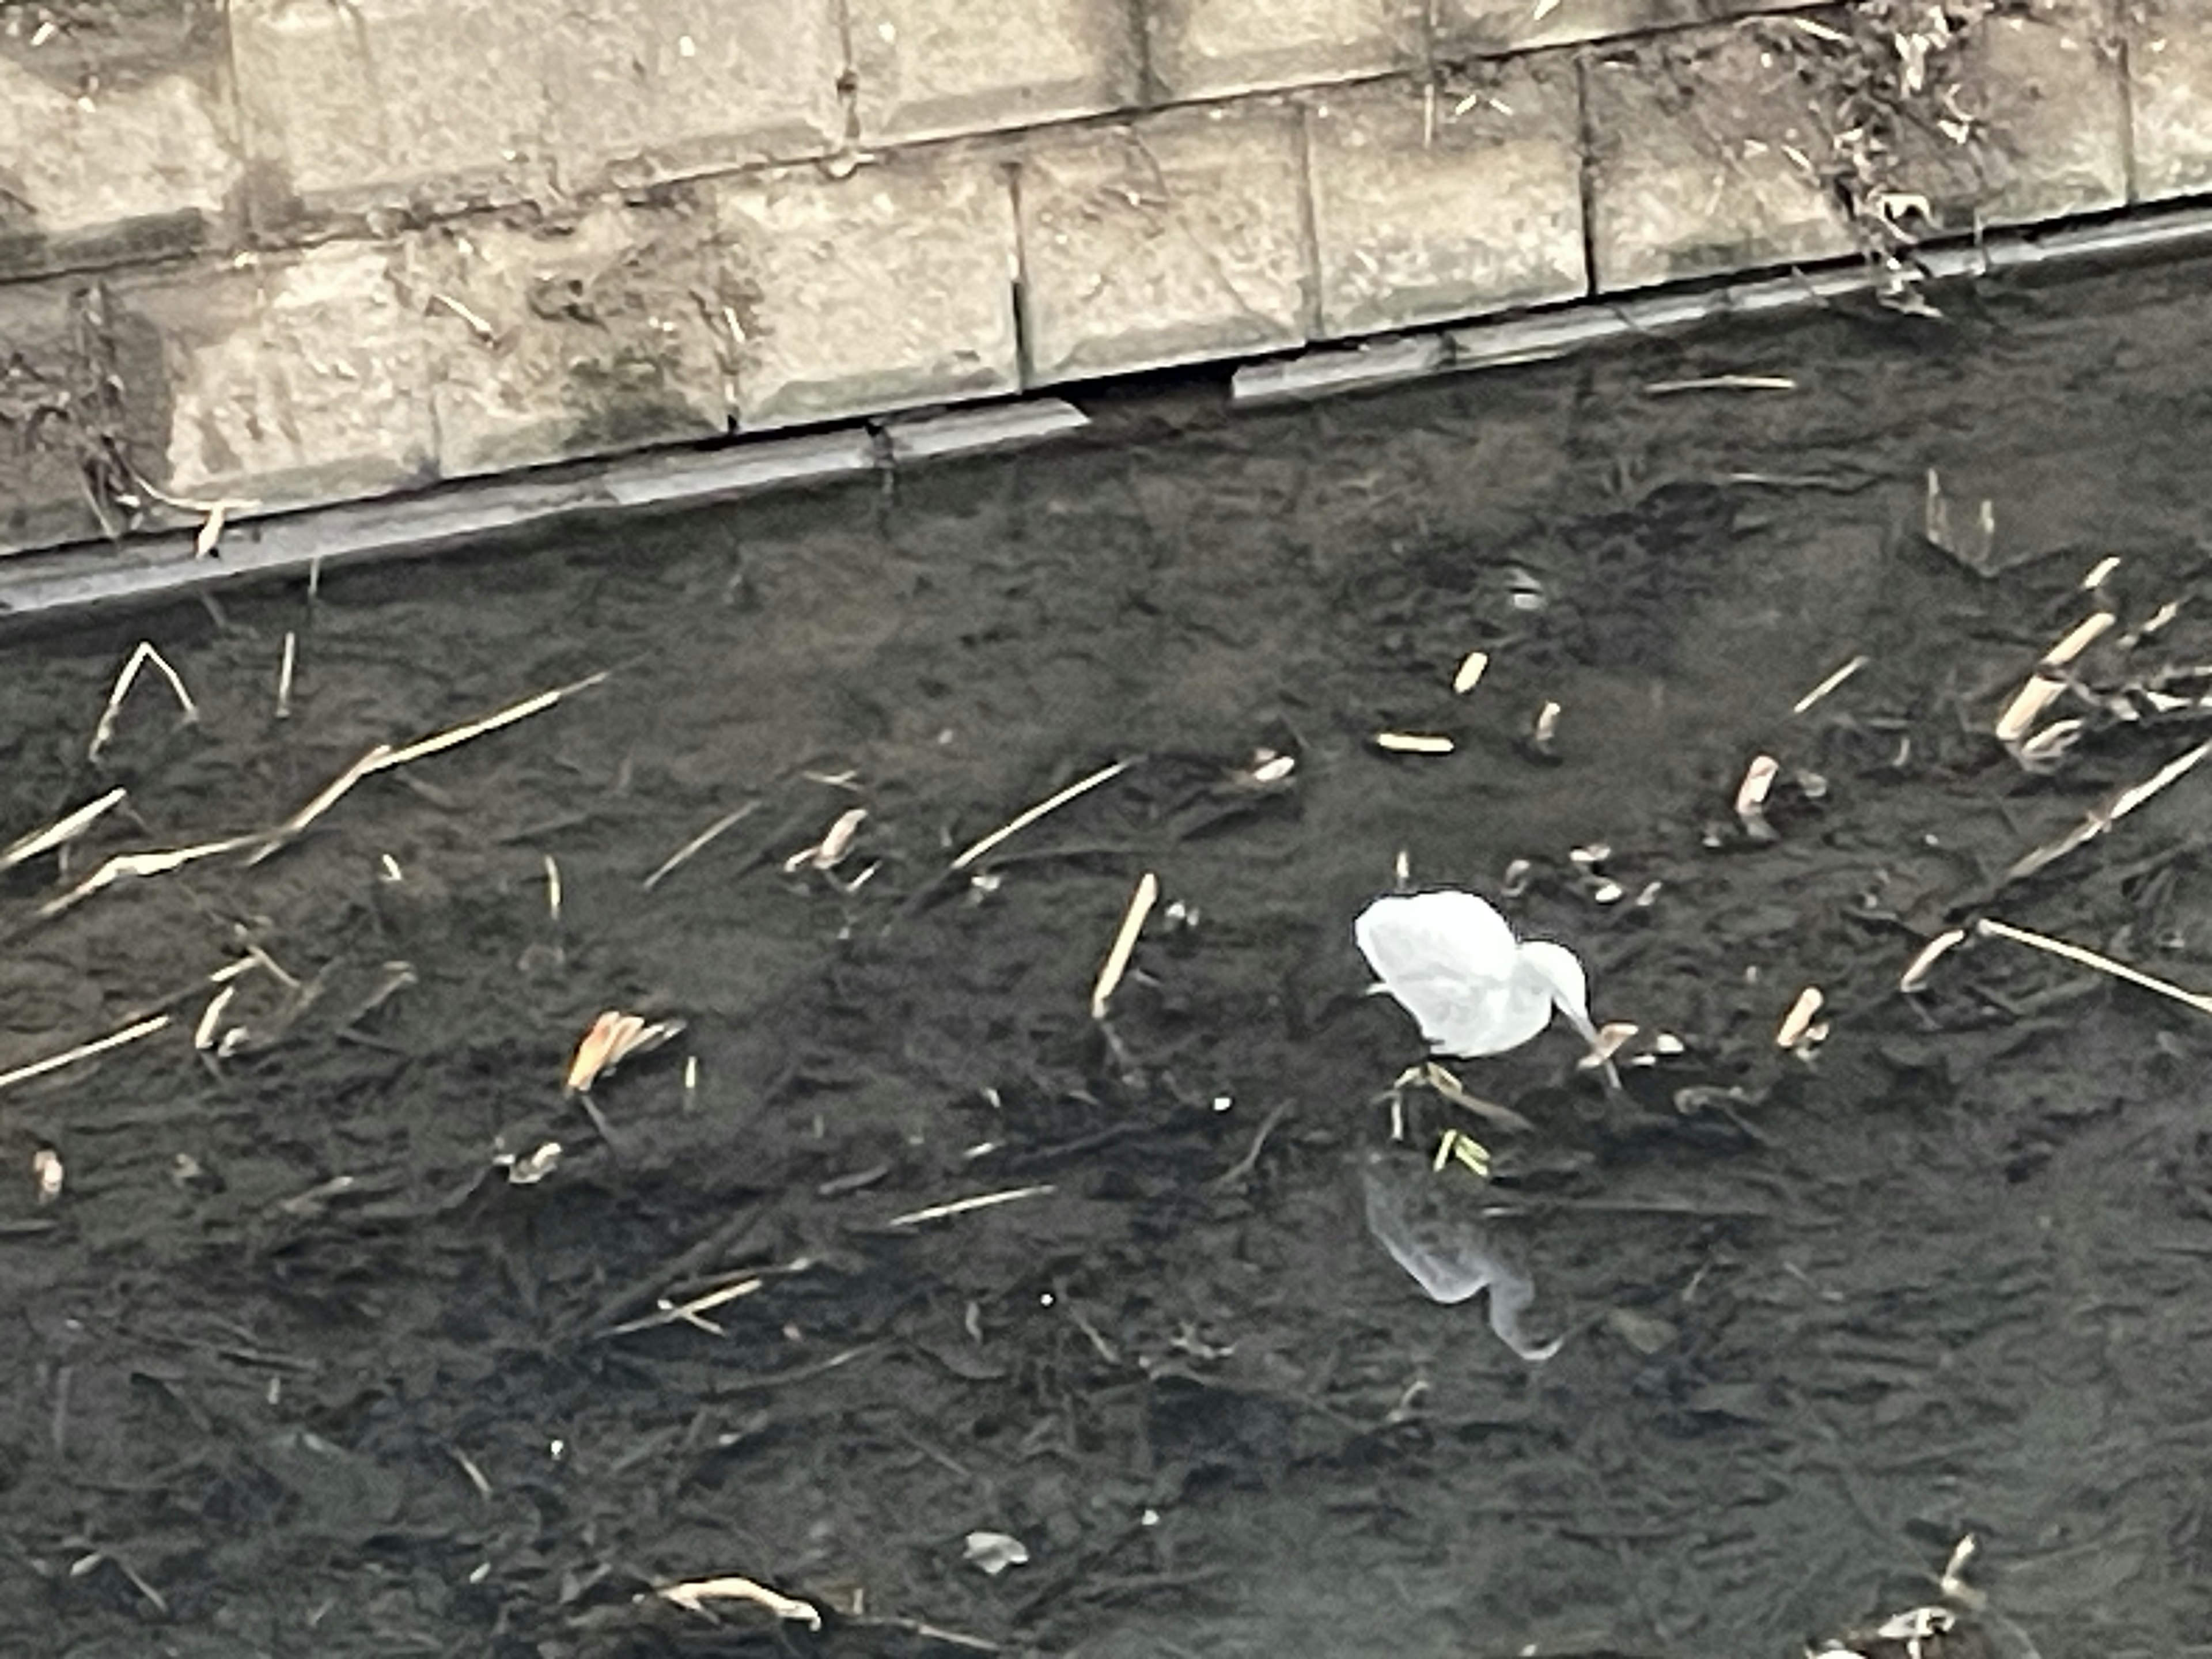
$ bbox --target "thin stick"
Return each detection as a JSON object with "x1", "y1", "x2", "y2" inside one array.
[
  {"x1": 243, "y1": 745, "x2": 394, "y2": 866},
  {"x1": 543, "y1": 854, "x2": 563, "y2": 929},
  {"x1": 275, "y1": 632, "x2": 297, "y2": 720},
  {"x1": 0, "y1": 1014, "x2": 171, "y2": 1096},
  {"x1": 42, "y1": 838, "x2": 249, "y2": 918},
  {"x1": 2005, "y1": 739, "x2": 2212, "y2": 883},
  {"x1": 1645, "y1": 374, "x2": 1797, "y2": 394},
  {"x1": 88, "y1": 642, "x2": 200, "y2": 762},
  {"x1": 1, "y1": 788, "x2": 126, "y2": 874},
  {"x1": 248, "y1": 671, "x2": 610, "y2": 866},
  {"x1": 643, "y1": 803, "x2": 760, "y2": 890},
  {"x1": 1977, "y1": 917, "x2": 2212, "y2": 1017},
  {"x1": 1090, "y1": 872, "x2": 1158, "y2": 1021},
  {"x1": 952, "y1": 759, "x2": 1133, "y2": 870},
  {"x1": 1791, "y1": 654, "x2": 1867, "y2": 715},
  {"x1": 887, "y1": 1184, "x2": 1055, "y2": 1228},
  {"x1": 378, "y1": 670, "x2": 609, "y2": 768}
]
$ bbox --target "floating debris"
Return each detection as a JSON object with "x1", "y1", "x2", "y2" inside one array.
[
  {"x1": 1791, "y1": 654, "x2": 1867, "y2": 715},
  {"x1": 1776, "y1": 986, "x2": 1826, "y2": 1050},
  {"x1": 1452, "y1": 650, "x2": 1490, "y2": 694},
  {"x1": 1734, "y1": 753, "x2": 1781, "y2": 840},
  {"x1": 1374, "y1": 732, "x2": 1455, "y2": 755},
  {"x1": 88, "y1": 642, "x2": 199, "y2": 763},
  {"x1": 0, "y1": 1014, "x2": 170, "y2": 1095},
  {"x1": 654, "y1": 1575, "x2": 821, "y2": 1630},
  {"x1": 963, "y1": 1532, "x2": 1030, "y2": 1576},
  {"x1": 32, "y1": 1148, "x2": 63, "y2": 1204},
  {"x1": 1978, "y1": 917, "x2": 2212, "y2": 1018},
  {"x1": 564, "y1": 1011, "x2": 685, "y2": 1094},
  {"x1": 0, "y1": 787, "x2": 126, "y2": 874},
  {"x1": 1899, "y1": 928, "x2": 1968, "y2": 993},
  {"x1": 952, "y1": 759, "x2": 1134, "y2": 871},
  {"x1": 1090, "y1": 872, "x2": 1158, "y2": 1021},
  {"x1": 887, "y1": 1184, "x2": 1055, "y2": 1228},
  {"x1": 643, "y1": 802, "x2": 760, "y2": 891}
]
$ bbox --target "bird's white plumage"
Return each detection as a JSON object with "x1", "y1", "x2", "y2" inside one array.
[{"x1": 1354, "y1": 890, "x2": 1594, "y2": 1058}]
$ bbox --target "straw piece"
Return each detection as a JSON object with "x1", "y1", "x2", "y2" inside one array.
[
  {"x1": 656, "y1": 1576, "x2": 821, "y2": 1628},
  {"x1": 952, "y1": 760, "x2": 1132, "y2": 871},
  {"x1": 887, "y1": 1184, "x2": 1055, "y2": 1227},
  {"x1": 1978, "y1": 916, "x2": 2212, "y2": 1017},
  {"x1": 88, "y1": 642, "x2": 199, "y2": 762},
  {"x1": 0, "y1": 1014, "x2": 171, "y2": 1096},
  {"x1": 42, "y1": 837, "x2": 249, "y2": 917},
  {"x1": 643, "y1": 804, "x2": 759, "y2": 890},
  {"x1": 1791, "y1": 654, "x2": 1867, "y2": 715},
  {"x1": 1090, "y1": 872, "x2": 1159, "y2": 1021},
  {"x1": 0, "y1": 788, "x2": 126, "y2": 874}
]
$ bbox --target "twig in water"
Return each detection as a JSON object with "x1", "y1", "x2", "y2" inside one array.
[
  {"x1": 643, "y1": 803, "x2": 759, "y2": 890},
  {"x1": 1090, "y1": 872, "x2": 1158, "y2": 1021},
  {"x1": 1792, "y1": 654, "x2": 1867, "y2": 715},
  {"x1": 1, "y1": 789, "x2": 126, "y2": 874},
  {"x1": 88, "y1": 643, "x2": 199, "y2": 762},
  {"x1": 1978, "y1": 916, "x2": 2212, "y2": 1018},
  {"x1": 248, "y1": 671, "x2": 609, "y2": 865},
  {"x1": 0, "y1": 1014, "x2": 170, "y2": 1096},
  {"x1": 887, "y1": 1184, "x2": 1055, "y2": 1228},
  {"x1": 1645, "y1": 374, "x2": 1797, "y2": 394},
  {"x1": 952, "y1": 759, "x2": 1134, "y2": 870},
  {"x1": 275, "y1": 632, "x2": 296, "y2": 719},
  {"x1": 2005, "y1": 739, "x2": 2212, "y2": 884},
  {"x1": 41, "y1": 838, "x2": 249, "y2": 918}
]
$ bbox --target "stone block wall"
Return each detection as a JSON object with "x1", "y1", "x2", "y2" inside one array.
[{"x1": 1, "y1": 0, "x2": 2207, "y2": 557}]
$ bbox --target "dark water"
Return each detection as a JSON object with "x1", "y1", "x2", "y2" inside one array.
[{"x1": 6, "y1": 249, "x2": 2212, "y2": 1658}]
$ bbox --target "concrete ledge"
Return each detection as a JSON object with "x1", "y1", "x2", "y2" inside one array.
[{"x1": 6, "y1": 0, "x2": 2212, "y2": 560}]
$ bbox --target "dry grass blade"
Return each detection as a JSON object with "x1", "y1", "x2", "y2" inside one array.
[
  {"x1": 1644, "y1": 374, "x2": 1797, "y2": 394},
  {"x1": 2005, "y1": 738, "x2": 2212, "y2": 884},
  {"x1": 378, "y1": 670, "x2": 611, "y2": 769},
  {"x1": 244, "y1": 745, "x2": 394, "y2": 866},
  {"x1": 1375, "y1": 732, "x2": 1455, "y2": 754},
  {"x1": 1791, "y1": 654, "x2": 1867, "y2": 715},
  {"x1": 41, "y1": 837, "x2": 249, "y2": 918},
  {"x1": 1452, "y1": 650, "x2": 1490, "y2": 694},
  {"x1": 1978, "y1": 916, "x2": 2212, "y2": 1017},
  {"x1": 1994, "y1": 674, "x2": 2065, "y2": 744},
  {"x1": 1734, "y1": 754, "x2": 1780, "y2": 839},
  {"x1": 0, "y1": 1013, "x2": 170, "y2": 1096},
  {"x1": 643, "y1": 803, "x2": 759, "y2": 890},
  {"x1": 2041, "y1": 610, "x2": 2115, "y2": 669},
  {"x1": 1090, "y1": 872, "x2": 1158, "y2": 1021},
  {"x1": 1899, "y1": 927, "x2": 1968, "y2": 993},
  {"x1": 952, "y1": 759, "x2": 1133, "y2": 871},
  {"x1": 656, "y1": 1575, "x2": 821, "y2": 1628},
  {"x1": 887, "y1": 1184, "x2": 1055, "y2": 1227},
  {"x1": 565, "y1": 1010, "x2": 685, "y2": 1094},
  {"x1": 248, "y1": 671, "x2": 610, "y2": 866},
  {"x1": 88, "y1": 642, "x2": 200, "y2": 763},
  {"x1": 1, "y1": 788, "x2": 126, "y2": 874}
]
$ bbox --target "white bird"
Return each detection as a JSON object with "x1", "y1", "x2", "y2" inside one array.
[{"x1": 1354, "y1": 889, "x2": 1599, "y2": 1059}]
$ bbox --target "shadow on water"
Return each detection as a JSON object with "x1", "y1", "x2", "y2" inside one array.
[{"x1": 5, "y1": 251, "x2": 2212, "y2": 1656}]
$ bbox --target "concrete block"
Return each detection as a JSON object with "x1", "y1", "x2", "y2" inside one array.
[
  {"x1": 400, "y1": 200, "x2": 728, "y2": 480},
  {"x1": 1017, "y1": 102, "x2": 1311, "y2": 381},
  {"x1": 0, "y1": 284, "x2": 103, "y2": 553},
  {"x1": 1435, "y1": 0, "x2": 1819, "y2": 60},
  {"x1": 1584, "y1": 27, "x2": 1855, "y2": 291},
  {"x1": 0, "y1": 4, "x2": 242, "y2": 278},
  {"x1": 850, "y1": 0, "x2": 1141, "y2": 143},
  {"x1": 546, "y1": 0, "x2": 846, "y2": 188},
  {"x1": 1891, "y1": 0, "x2": 2126, "y2": 229},
  {"x1": 119, "y1": 241, "x2": 436, "y2": 512},
  {"x1": 1146, "y1": 0, "x2": 1425, "y2": 101},
  {"x1": 1305, "y1": 62, "x2": 1584, "y2": 338},
  {"x1": 714, "y1": 154, "x2": 1021, "y2": 430},
  {"x1": 229, "y1": 0, "x2": 551, "y2": 221},
  {"x1": 2127, "y1": 0, "x2": 2212, "y2": 202}
]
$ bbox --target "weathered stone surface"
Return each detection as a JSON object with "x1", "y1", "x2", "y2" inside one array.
[
  {"x1": 1305, "y1": 60, "x2": 1584, "y2": 338},
  {"x1": 850, "y1": 0, "x2": 1140, "y2": 143},
  {"x1": 1146, "y1": 0, "x2": 1425, "y2": 101},
  {"x1": 546, "y1": 0, "x2": 845, "y2": 188},
  {"x1": 1017, "y1": 102, "x2": 1312, "y2": 381},
  {"x1": 0, "y1": 2, "x2": 241, "y2": 278},
  {"x1": 1435, "y1": 0, "x2": 1818, "y2": 60},
  {"x1": 714, "y1": 154, "x2": 1021, "y2": 430},
  {"x1": 400, "y1": 200, "x2": 727, "y2": 480},
  {"x1": 2127, "y1": 0, "x2": 2212, "y2": 201},
  {"x1": 0, "y1": 283, "x2": 104, "y2": 554},
  {"x1": 1892, "y1": 0, "x2": 2126, "y2": 229},
  {"x1": 229, "y1": 0, "x2": 552, "y2": 220},
  {"x1": 121, "y1": 242, "x2": 436, "y2": 511},
  {"x1": 1585, "y1": 27, "x2": 1854, "y2": 291}
]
